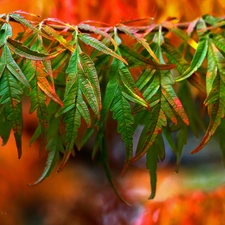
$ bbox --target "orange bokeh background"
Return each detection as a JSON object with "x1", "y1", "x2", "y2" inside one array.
[
  {"x1": 1, "y1": 0, "x2": 225, "y2": 224},
  {"x1": 1, "y1": 0, "x2": 225, "y2": 24}
]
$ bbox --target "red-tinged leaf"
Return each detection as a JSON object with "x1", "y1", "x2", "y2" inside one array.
[
  {"x1": 191, "y1": 48, "x2": 225, "y2": 153},
  {"x1": 9, "y1": 13, "x2": 50, "y2": 40},
  {"x1": 42, "y1": 25, "x2": 75, "y2": 52},
  {"x1": 13, "y1": 10, "x2": 41, "y2": 18},
  {"x1": 57, "y1": 151, "x2": 71, "y2": 173},
  {"x1": 118, "y1": 25, "x2": 159, "y2": 63},
  {"x1": 191, "y1": 101, "x2": 224, "y2": 154},
  {"x1": 132, "y1": 105, "x2": 167, "y2": 162},
  {"x1": 36, "y1": 61, "x2": 64, "y2": 107},
  {"x1": 162, "y1": 86, "x2": 189, "y2": 125},
  {"x1": 161, "y1": 96, "x2": 178, "y2": 125},
  {"x1": 78, "y1": 23, "x2": 118, "y2": 50}
]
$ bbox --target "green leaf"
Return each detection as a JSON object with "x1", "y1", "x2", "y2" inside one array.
[
  {"x1": 95, "y1": 132, "x2": 130, "y2": 205},
  {"x1": 118, "y1": 63, "x2": 149, "y2": 109},
  {"x1": 191, "y1": 42, "x2": 225, "y2": 153},
  {"x1": 2, "y1": 45, "x2": 30, "y2": 88},
  {"x1": 175, "y1": 126, "x2": 188, "y2": 171},
  {"x1": 0, "y1": 69, "x2": 23, "y2": 158},
  {"x1": 0, "y1": 23, "x2": 12, "y2": 48},
  {"x1": 132, "y1": 103, "x2": 167, "y2": 162},
  {"x1": 0, "y1": 107, "x2": 11, "y2": 145},
  {"x1": 79, "y1": 52, "x2": 101, "y2": 112},
  {"x1": 101, "y1": 59, "x2": 119, "y2": 120},
  {"x1": 175, "y1": 35, "x2": 208, "y2": 81},
  {"x1": 111, "y1": 87, "x2": 134, "y2": 176},
  {"x1": 146, "y1": 137, "x2": 158, "y2": 199},
  {"x1": 30, "y1": 117, "x2": 62, "y2": 185},
  {"x1": 78, "y1": 33, "x2": 127, "y2": 64}
]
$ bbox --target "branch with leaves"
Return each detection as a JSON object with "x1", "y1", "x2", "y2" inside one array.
[{"x1": 0, "y1": 11, "x2": 225, "y2": 200}]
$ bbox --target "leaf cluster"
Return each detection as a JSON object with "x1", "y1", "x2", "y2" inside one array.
[{"x1": 0, "y1": 12, "x2": 225, "y2": 200}]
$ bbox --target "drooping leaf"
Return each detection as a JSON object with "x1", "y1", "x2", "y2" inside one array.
[
  {"x1": 36, "y1": 61, "x2": 64, "y2": 107},
  {"x1": 162, "y1": 85, "x2": 189, "y2": 125},
  {"x1": 111, "y1": 87, "x2": 134, "y2": 176},
  {"x1": 191, "y1": 41, "x2": 225, "y2": 154},
  {"x1": 175, "y1": 35, "x2": 208, "y2": 81},
  {"x1": 0, "y1": 69, "x2": 24, "y2": 158},
  {"x1": 146, "y1": 138, "x2": 159, "y2": 199},
  {"x1": 132, "y1": 103, "x2": 167, "y2": 162},
  {"x1": 79, "y1": 52, "x2": 102, "y2": 112},
  {"x1": 30, "y1": 117, "x2": 62, "y2": 185},
  {"x1": 0, "y1": 107, "x2": 11, "y2": 145}
]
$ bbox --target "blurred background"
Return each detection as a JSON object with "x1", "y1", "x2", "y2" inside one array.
[{"x1": 1, "y1": 0, "x2": 225, "y2": 224}]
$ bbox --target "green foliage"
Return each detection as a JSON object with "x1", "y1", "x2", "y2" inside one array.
[{"x1": 1, "y1": 11, "x2": 225, "y2": 200}]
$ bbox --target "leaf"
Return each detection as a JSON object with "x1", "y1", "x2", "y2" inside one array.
[
  {"x1": 118, "y1": 25, "x2": 159, "y2": 63},
  {"x1": 79, "y1": 52, "x2": 102, "y2": 112},
  {"x1": 132, "y1": 103, "x2": 167, "y2": 162},
  {"x1": 95, "y1": 132, "x2": 131, "y2": 205},
  {"x1": 191, "y1": 42, "x2": 225, "y2": 153},
  {"x1": 162, "y1": 85, "x2": 189, "y2": 125},
  {"x1": 111, "y1": 87, "x2": 134, "y2": 176},
  {"x1": 9, "y1": 13, "x2": 50, "y2": 40},
  {"x1": 0, "y1": 107, "x2": 12, "y2": 145},
  {"x1": 165, "y1": 26, "x2": 198, "y2": 49},
  {"x1": 0, "y1": 23, "x2": 12, "y2": 48},
  {"x1": 56, "y1": 49, "x2": 79, "y2": 117},
  {"x1": 30, "y1": 117, "x2": 62, "y2": 185},
  {"x1": 78, "y1": 23, "x2": 118, "y2": 50},
  {"x1": 78, "y1": 33, "x2": 127, "y2": 64},
  {"x1": 175, "y1": 35, "x2": 208, "y2": 81},
  {"x1": 118, "y1": 63, "x2": 149, "y2": 109},
  {"x1": 42, "y1": 25, "x2": 75, "y2": 52},
  {"x1": 175, "y1": 126, "x2": 188, "y2": 171},
  {"x1": 162, "y1": 43, "x2": 206, "y2": 93},
  {"x1": 146, "y1": 139, "x2": 158, "y2": 199},
  {"x1": 212, "y1": 34, "x2": 225, "y2": 54},
  {"x1": 2, "y1": 45, "x2": 30, "y2": 88},
  {"x1": 7, "y1": 38, "x2": 63, "y2": 60},
  {"x1": 100, "y1": 59, "x2": 119, "y2": 120},
  {"x1": 119, "y1": 44, "x2": 175, "y2": 70},
  {"x1": 36, "y1": 61, "x2": 64, "y2": 107},
  {"x1": 0, "y1": 69, "x2": 23, "y2": 158}
]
